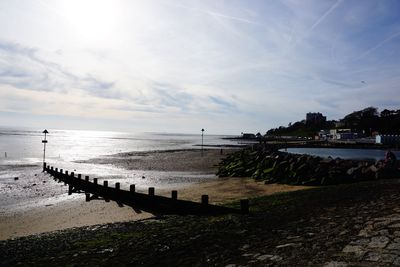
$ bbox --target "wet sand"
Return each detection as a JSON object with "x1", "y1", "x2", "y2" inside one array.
[
  {"x1": 77, "y1": 149, "x2": 235, "y2": 173},
  {"x1": 0, "y1": 149, "x2": 310, "y2": 240}
]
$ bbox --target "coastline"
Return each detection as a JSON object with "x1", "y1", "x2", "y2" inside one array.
[{"x1": 0, "y1": 148, "x2": 310, "y2": 240}]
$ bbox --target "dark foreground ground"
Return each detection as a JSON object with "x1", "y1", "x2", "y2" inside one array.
[{"x1": 2, "y1": 179, "x2": 400, "y2": 266}]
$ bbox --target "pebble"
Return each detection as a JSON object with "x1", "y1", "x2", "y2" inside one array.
[{"x1": 275, "y1": 243, "x2": 299, "y2": 249}]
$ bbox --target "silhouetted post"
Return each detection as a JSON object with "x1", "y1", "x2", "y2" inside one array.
[
  {"x1": 201, "y1": 128, "x2": 204, "y2": 157},
  {"x1": 86, "y1": 193, "x2": 90, "y2": 202},
  {"x1": 201, "y1": 195, "x2": 208, "y2": 205},
  {"x1": 130, "y1": 184, "x2": 135, "y2": 193},
  {"x1": 93, "y1": 178, "x2": 98, "y2": 185},
  {"x1": 240, "y1": 199, "x2": 249, "y2": 214},
  {"x1": 43, "y1": 162, "x2": 47, "y2": 172},
  {"x1": 55, "y1": 168, "x2": 58, "y2": 172},
  {"x1": 171, "y1": 190, "x2": 178, "y2": 200},
  {"x1": 78, "y1": 174, "x2": 82, "y2": 179},
  {"x1": 115, "y1": 182, "x2": 120, "y2": 190},
  {"x1": 42, "y1": 130, "x2": 49, "y2": 170},
  {"x1": 85, "y1": 176, "x2": 89, "y2": 181},
  {"x1": 103, "y1": 181, "x2": 109, "y2": 202},
  {"x1": 149, "y1": 187, "x2": 155, "y2": 196}
]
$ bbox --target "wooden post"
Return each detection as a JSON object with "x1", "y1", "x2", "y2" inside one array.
[
  {"x1": 85, "y1": 176, "x2": 89, "y2": 181},
  {"x1": 240, "y1": 199, "x2": 249, "y2": 214},
  {"x1": 171, "y1": 190, "x2": 178, "y2": 200},
  {"x1": 60, "y1": 169, "x2": 63, "y2": 174},
  {"x1": 71, "y1": 172, "x2": 74, "y2": 178},
  {"x1": 68, "y1": 184, "x2": 73, "y2": 195},
  {"x1": 86, "y1": 193, "x2": 90, "y2": 202},
  {"x1": 115, "y1": 182, "x2": 120, "y2": 190},
  {"x1": 148, "y1": 187, "x2": 155, "y2": 196},
  {"x1": 130, "y1": 184, "x2": 135, "y2": 193},
  {"x1": 201, "y1": 195, "x2": 209, "y2": 205},
  {"x1": 78, "y1": 174, "x2": 81, "y2": 179},
  {"x1": 51, "y1": 166, "x2": 53, "y2": 171},
  {"x1": 43, "y1": 162, "x2": 46, "y2": 172},
  {"x1": 93, "y1": 178, "x2": 98, "y2": 184},
  {"x1": 103, "y1": 181, "x2": 109, "y2": 202},
  {"x1": 55, "y1": 168, "x2": 58, "y2": 172}
]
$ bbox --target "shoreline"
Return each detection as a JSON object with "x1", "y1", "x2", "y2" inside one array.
[
  {"x1": 0, "y1": 147, "x2": 311, "y2": 240},
  {"x1": 0, "y1": 175, "x2": 311, "y2": 240}
]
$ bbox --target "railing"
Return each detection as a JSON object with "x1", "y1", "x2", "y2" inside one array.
[{"x1": 43, "y1": 163, "x2": 249, "y2": 215}]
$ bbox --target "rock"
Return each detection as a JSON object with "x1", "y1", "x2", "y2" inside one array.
[
  {"x1": 342, "y1": 245, "x2": 365, "y2": 257},
  {"x1": 323, "y1": 261, "x2": 348, "y2": 267},
  {"x1": 276, "y1": 243, "x2": 299, "y2": 249},
  {"x1": 257, "y1": 254, "x2": 273, "y2": 261},
  {"x1": 387, "y1": 241, "x2": 400, "y2": 251},
  {"x1": 14, "y1": 177, "x2": 19, "y2": 180},
  {"x1": 367, "y1": 236, "x2": 390, "y2": 249},
  {"x1": 364, "y1": 251, "x2": 381, "y2": 262}
]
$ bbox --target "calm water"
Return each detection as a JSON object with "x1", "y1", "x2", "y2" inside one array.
[
  {"x1": 0, "y1": 127, "x2": 238, "y2": 187},
  {"x1": 283, "y1": 147, "x2": 400, "y2": 161},
  {"x1": 0, "y1": 127, "x2": 237, "y2": 164}
]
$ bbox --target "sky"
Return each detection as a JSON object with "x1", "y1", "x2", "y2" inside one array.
[{"x1": 0, "y1": 0, "x2": 400, "y2": 134}]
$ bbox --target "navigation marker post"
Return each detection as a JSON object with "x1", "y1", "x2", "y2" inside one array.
[
  {"x1": 42, "y1": 129, "x2": 49, "y2": 171},
  {"x1": 201, "y1": 128, "x2": 204, "y2": 157}
]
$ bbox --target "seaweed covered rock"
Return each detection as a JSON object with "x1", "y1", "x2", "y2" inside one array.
[{"x1": 217, "y1": 147, "x2": 400, "y2": 186}]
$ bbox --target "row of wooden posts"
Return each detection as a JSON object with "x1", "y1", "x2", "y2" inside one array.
[{"x1": 43, "y1": 162, "x2": 249, "y2": 215}]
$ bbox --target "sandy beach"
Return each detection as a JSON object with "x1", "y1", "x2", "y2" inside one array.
[{"x1": 0, "y1": 149, "x2": 310, "y2": 240}]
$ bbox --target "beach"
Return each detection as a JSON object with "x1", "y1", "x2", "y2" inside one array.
[{"x1": 0, "y1": 149, "x2": 309, "y2": 240}]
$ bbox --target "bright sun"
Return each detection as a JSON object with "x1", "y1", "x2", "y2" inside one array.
[{"x1": 60, "y1": 0, "x2": 122, "y2": 44}]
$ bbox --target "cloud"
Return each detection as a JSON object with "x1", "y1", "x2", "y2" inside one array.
[{"x1": 0, "y1": 40, "x2": 115, "y2": 95}]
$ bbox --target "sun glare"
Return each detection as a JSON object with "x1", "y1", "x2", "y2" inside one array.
[{"x1": 60, "y1": 0, "x2": 122, "y2": 44}]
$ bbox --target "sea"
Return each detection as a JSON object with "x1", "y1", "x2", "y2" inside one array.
[{"x1": 0, "y1": 127, "x2": 240, "y2": 188}]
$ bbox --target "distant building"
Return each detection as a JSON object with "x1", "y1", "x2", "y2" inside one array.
[
  {"x1": 329, "y1": 129, "x2": 357, "y2": 140},
  {"x1": 306, "y1": 112, "x2": 326, "y2": 124},
  {"x1": 376, "y1": 135, "x2": 400, "y2": 145}
]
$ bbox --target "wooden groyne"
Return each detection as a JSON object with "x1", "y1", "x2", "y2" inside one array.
[{"x1": 43, "y1": 163, "x2": 248, "y2": 215}]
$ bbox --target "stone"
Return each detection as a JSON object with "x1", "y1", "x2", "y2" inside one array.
[
  {"x1": 393, "y1": 256, "x2": 400, "y2": 266},
  {"x1": 381, "y1": 253, "x2": 397, "y2": 263},
  {"x1": 350, "y1": 238, "x2": 370, "y2": 246},
  {"x1": 239, "y1": 244, "x2": 250, "y2": 250},
  {"x1": 270, "y1": 255, "x2": 283, "y2": 261},
  {"x1": 364, "y1": 252, "x2": 381, "y2": 262},
  {"x1": 323, "y1": 261, "x2": 348, "y2": 267},
  {"x1": 342, "y1": 245, "x2": 365, "y2": 257},
  {"x1": 368, "y1": 236, "x2": 390, "y2": 248},
  {"x1": 387, "y1": 242, "x2": 400, "y2": 251},
  {"x1": 257, "y1": 254, "x2": 274, "y2": 261},
  {"x1": 275, "y1": 243, "x2": 300, "y2": 249}
]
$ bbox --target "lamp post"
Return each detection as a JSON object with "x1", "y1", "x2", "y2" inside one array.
[
  {"x1": 201, "y1": 128, "x2": 204, "y2": 157},
  {"x1": 42, "y1": 129, "x2": 49, "y2": 169}
]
